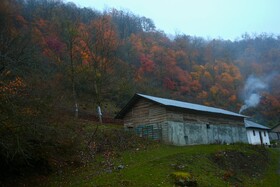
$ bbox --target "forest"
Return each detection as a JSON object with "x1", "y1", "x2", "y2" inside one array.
[{"x1": 0, "y1": 0, "x2": 279, "y2": 182}]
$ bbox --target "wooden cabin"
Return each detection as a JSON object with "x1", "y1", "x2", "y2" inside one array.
[{"x1": 116, "y1": 93, "x2": 248, "y2": 145}]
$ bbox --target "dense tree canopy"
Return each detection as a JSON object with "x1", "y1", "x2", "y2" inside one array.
[{"x1": 1, "y1": 0, "x2": 279, "y2": 123}]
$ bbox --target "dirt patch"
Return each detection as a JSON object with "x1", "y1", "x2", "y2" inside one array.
[{"x1": 210, "y1": 146, "x2": 270, "y2": 185}]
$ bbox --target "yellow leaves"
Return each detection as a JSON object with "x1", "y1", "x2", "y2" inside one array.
[
  {"x1": 96, "y1": 72, "x2": 101, "y2": 78},
  {"x1": 89, "y1": 16, "x2": 118, "y2": 50},
  {"x1": 81, "y1": 51, "x2": 90, "y2": 64},
  {"x1": 81, "y1": 51, "x2": 89, "y2": 59},
  {"x1": 175, "y1": 50, "x2": 187, "y2": 58},
  {"x1": 191, "y1": 65, "x2": 208, "y2": 81},
  {"x1": 197, "y1": 91, "x2": 208, "y2": 99},
  {"x1": 190, "y1": 72, "x2": 200, "y2": 80},
  {"x1": 192, "y1": 65, "x2": 205, "y2": 72},
  {"x1": 210, "y1": 84, "x2": 227, "y2": 96},
  {"x1": 78, "y1": 16, "x2": 119, "y2": 74},
  {"x1": 220, "y1": 72, "x2": 233, "y2": 84},
  {"x1": 4, "y1": 70, "x2": 11, "y2": 76},
  {"x1": 0, "y1": 77, "x2": 26, "y2": 97},
  {"x1": 203, "y1": 71, "x2": 212, "y2": 80},
  {"x1": 190, "y1": 80, "x2": 201, "y2": 92},
  {"x1": 21, "y1": 107, "x2": 38, "y2": 116},
  {"x1": 134, "y1": 71, "x2": 144, "y2": 82},
  {"x1": 130, "y1": 34, "x2": 144, "y2": 53},
  {"x1": 210, "y1": 85, "x2": 218, "y2": 95}
]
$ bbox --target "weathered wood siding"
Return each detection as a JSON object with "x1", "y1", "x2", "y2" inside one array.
[
  {"x1": 166, "y1": 109, "x2": 244, "y2": 127},
  {"x1": 123, "y1": 98, "x2": 167, "y2": 128},
  {"x1": 163, "y1": 108, "x2": 247, "y2": 145},
  {"x1": 166, "y1": 121, "x2": 247, "y2": 145}
]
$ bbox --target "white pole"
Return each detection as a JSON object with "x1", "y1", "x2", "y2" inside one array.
[{"x1": 97, "y1": 105, "x2": 102, "y2": 123}]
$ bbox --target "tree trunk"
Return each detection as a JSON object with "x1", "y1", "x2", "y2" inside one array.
[
  {"x1": 94, "y1": 80, "x2": 102, "y2": 123},
  {"x1": 70, "y1": 40, "x2": 78, "y2": 118}
]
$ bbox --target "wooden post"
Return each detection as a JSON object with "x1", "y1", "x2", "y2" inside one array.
[{"x1": 97, "y1": 105, "x2": 102, "y2": 123}]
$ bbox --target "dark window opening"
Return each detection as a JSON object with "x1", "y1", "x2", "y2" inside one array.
[
  {"x1": 264, "y1": 131, "x2": 266, "y2": 136},
  {"x1": 206, "y1": 124, "x2": 210, "y2": 129},
  {"x1": 253, "y1": 130, "x2": 255, "y2": 136}
]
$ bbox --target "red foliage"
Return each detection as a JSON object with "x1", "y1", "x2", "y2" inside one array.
[
  {"x1": 45, "y1": 36, "x2": 64, "y2": 53},
  {"x1": 163, "y1": 78, "x2": 176, "y2": 90},
  {"x1": 138, "y1": 54, "x2": 155, "y2": 73}
]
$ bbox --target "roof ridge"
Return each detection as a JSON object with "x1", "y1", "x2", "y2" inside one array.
[{"x1": 137, "y1": 93, "x2": 246, "y2": 118}]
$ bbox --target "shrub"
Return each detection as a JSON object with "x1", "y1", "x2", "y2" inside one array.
[{"x1": 170, "y1": 171, "x2": 197, "y2": 186}]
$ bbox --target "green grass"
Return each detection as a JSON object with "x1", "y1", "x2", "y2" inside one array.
[
  {"x1": 17, "y1": 120, "x2": 278, "y2": 187},
  {"x1": 253, "y1": 148, "x2": 280, "y2": 187},
  {"x1": 40, "y1": 144, "x2": 279, "y2": 187}
]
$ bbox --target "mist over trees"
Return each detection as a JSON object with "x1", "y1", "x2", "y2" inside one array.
[{"x1": 0, "y1": 0, "x2": 279, "y2": 180}]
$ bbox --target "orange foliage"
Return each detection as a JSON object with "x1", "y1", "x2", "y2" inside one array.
[
  {"x1": 229, "y1": 95, "x2": 237, "y2": 102},
  {"x1": 197, "y1": 91, "x2": 208, "y2": 99},
  {"x1": 0, "y1": 77, "x2": 26, "y2": 97},
  {"x1": 138, "y1": 54, "x2": 155, "y2": 73},
  {"x1": 190, "y1": 80, "x2": 201, "y2": 92},
  {"x1": 220, "y1": 72, "x2": 234, "y2": 84},
  {"x1": 210, "y1": 85, "x2": 219, "y2": 95},
  {"x1": 130, "y1": 34, "x2": 144, "y2": 53},
  {"x1": 163, "y1": 78, "x2": 176, "y2": 90},
  {"x1": 180, "y1": 85, "x2": 190, "y2": 93},
  {"x1": 16, "y1": 15, "x2": 27, "y2": 26},
  {"x1": 80, "y1": 16, "x2": 119, "y2": 69},
  {"x1": 203, "y1": 71, "x2": 212, "y2": 80}
]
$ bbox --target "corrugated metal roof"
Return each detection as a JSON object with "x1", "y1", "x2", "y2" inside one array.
[
  {"x1": 244, "y1": 119, "x2": 270, "y2": 130},
  {"x1": 117, "y1": 93, "x2": 246, "y2": 118}
]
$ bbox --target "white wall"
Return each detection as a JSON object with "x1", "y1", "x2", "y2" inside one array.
[{"x1": 247, "y1": 129, "x2": 270, "y2": 145}]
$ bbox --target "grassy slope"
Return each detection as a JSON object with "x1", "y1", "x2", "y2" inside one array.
[
  {"x1": 43, "y1": 143, "x2": 279, "y2": 187},
  {"x1": 258, "y1": 148, "x2": 280, "y2": 187}
]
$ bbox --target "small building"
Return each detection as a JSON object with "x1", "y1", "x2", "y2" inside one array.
[
  {"x1": 269, "y1": 124, "x2": 280, "y2": 141},
  {"x1": 116, "y1": 93, "x2": 248, "y2": 145},
  {"x1": 245, "y1": 119, "x2": 270, "y2": 145}
]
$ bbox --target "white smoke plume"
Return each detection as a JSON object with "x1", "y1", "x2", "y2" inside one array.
[{"x1": 239, "y1": 75, "x2": 267, "y2": 114}]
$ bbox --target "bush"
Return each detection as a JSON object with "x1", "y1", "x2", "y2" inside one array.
[
  {"x1": 170, "y1": 171, "x2": 197, "y2": 186},
  {"x1": 87, "y1": 128, "x2": 154, "y2": 156}
]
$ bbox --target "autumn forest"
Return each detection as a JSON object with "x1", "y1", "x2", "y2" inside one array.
[{"x1": 0, "y1": 0, "x2": 280, "y2": 181}]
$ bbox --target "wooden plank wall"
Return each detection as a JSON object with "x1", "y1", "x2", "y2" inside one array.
[
  {"x1": 123, "y1": 98, "x2": 167, "y2": 127},
  {"x1": 166, "y1": 109, "x2": 244, "y2": 127}
]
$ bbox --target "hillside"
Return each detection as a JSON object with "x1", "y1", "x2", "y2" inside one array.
[
  {"x1": 0, "y1": 121, "x2": 278, "y2": 187},
  {"x1": 1, "y1": 0, "x2": 280, "y2": 184},
  {"x1": 18, "y1": 139, "x2": 280, "y2": 186}
]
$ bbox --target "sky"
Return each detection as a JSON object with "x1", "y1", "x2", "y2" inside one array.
[{"x1": 65, "y1": 0, "x2": 280, "y2": 41}]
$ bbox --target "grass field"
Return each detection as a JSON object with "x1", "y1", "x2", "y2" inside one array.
[{"x1": 40, "y1": 143, "x2": 279, "y2": 187}]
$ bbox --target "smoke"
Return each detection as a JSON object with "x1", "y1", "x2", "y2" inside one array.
[{"x1": 239, "y1": 75, "x2": 267, "y2": 114}]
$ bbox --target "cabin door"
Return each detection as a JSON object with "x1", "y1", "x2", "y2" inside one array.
[{"x1": 259, "y1": 131, "x2": 263, "y2": 145}]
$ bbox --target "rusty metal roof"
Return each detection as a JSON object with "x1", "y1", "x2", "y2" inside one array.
[{"x1": 116, "y1": 93, "x2": 246, "y2": 119}]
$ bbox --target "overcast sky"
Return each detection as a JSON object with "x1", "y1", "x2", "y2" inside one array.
[{"x1": 65, "y1": 0, "x2": 280, "y2": 41}]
